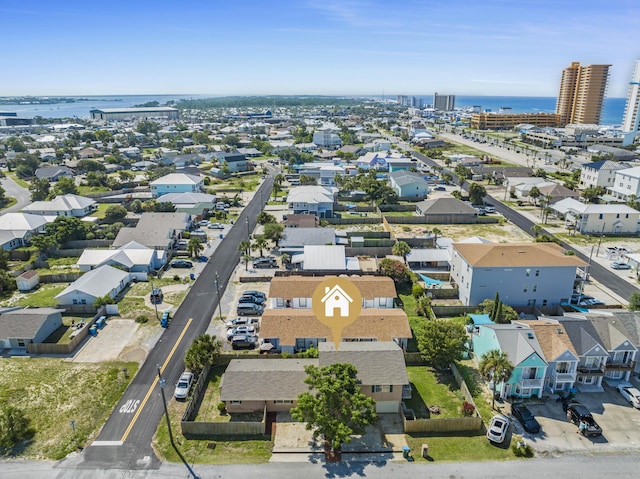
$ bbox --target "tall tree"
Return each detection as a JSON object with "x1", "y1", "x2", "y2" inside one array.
[
  {"x1": 238, "y1": 240, "x2": 251, "y2": 255},
  {"x1": 468, "y1": 183, "x2": 486, "y2": 205},
  {"x1": 290, "y1": 363, "x2": 377, "y2": 456},
  {"x1": 479, "y1": 349, "x2": 515, "y2": 409},
  {"x1": 183, "y1": 334, "x2": 222, "y2": 376},
  {"x1": 53, "y1": 176, "x2": 78, "y2": 196},
  {"x1": 392, "y1": 241, "x2": 411, "y2": 264},
  {"x1": 528, "y1": 186, "x2": 541, "y2": 206},
  {"x1": 253, "y1": 237, "x2": 268, "y2": 257},
  {"x1": 416, "y1": 320, "x2": 466, "y2": 369},
  {"x1": 263, "y1": 222, "x2": 284, "y2": 246},
  {"x1": 187, "y1": 237, "x2": 204, "y2": 258},
  {"x1": 29, "y1": 177, "x2": 51, "y2": 201}
]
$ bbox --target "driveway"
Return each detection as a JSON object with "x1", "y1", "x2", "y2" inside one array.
[
  {"x1": 510, "y1": 385, "x2": 640, "y2": 455},
  {"x1": 71, "y1": 319, "x2": 139, "y2": 363}
]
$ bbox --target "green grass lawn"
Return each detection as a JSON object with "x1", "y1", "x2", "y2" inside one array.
[
  {"x1": 0, "y1": 358, "x2": 138, "y2": 459},
  {"x1": 382, "y1": 211, "x2": 416, "y2": 217},
  {"x1": 10, "y1": 284, "x2": 67, "y2": 308},
  {"x1": 405, "y1": 431, "x2": 516, "y2": 463},
  {"x1": 76, "y1": 185, "x2": 110, "y2": 196},
  {"x1": 0, "y1": 197, "x2": 18, "y2": 211},
  {"x1": 406, "y1": 366, "x2": 465, "y2": 419},
  {"x1": 7, "y1": 173, "x2": 30, "y2": 188},
  {"x1": 89, "y1": 203, "x2": 111, "y2": 218},
  {"x1": 46, "y1": 257, "x2": 80, "y2": 267}
]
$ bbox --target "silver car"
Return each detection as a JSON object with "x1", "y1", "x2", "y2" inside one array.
[{"x1": 174, "y1": 371, "x2": 194, "y2": 400}]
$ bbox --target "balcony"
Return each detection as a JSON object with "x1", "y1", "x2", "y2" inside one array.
[
  {"x1": 519, "y1": 378, "x2": 544, "y2": 389},
  {"x1": 577, "y1": 365, "x2": 605, "y2": 377},
  {"x1": 552, "y1": 370, "x2": 577, "y2": 383},
  {"x1": 605, "y1": 361, "x2": 636, "y2": 371}
]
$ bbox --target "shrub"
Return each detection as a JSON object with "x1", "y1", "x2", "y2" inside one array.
[
  {"x1": 173, "y1": 275, "x2": 180, "y2": 281},
  {"x1": 511, "y1": 436, "x2": 534, "y2": 457},
  {"x1": 281, "y1": 351, "x2": 292, "y2": 358},
  {"x1": 135, "y1": 314, "x2": 149, "y2": 324},
  {"x1": 217, "y1": 401, "x2": 227, "y2": 415},
  {"x1": 412, "y1": 283, "x2": 425, "y2": 299}
]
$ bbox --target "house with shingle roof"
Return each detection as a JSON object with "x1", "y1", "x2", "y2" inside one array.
[
  {"x1": 389, "y1": 171, "x2": 430, "y2": 199},
  {"x1": 579, "y1": 159, "x2": 629, "y2": 190},
  {"x1": 77, "y1": 240, "x2": 165, "y2": 275},
  {"x1": 0, "y1": 307, "x2": 64, "y2": 350},
  {"x1": 219, "y1": 342, "x2": 409, "y2": 414},
  {"x1": 515, "y1": 319, "x2": 580, "y2": 395},
  {"x1": 35, "y1": 165, "x2": 75, "y2": 181},
  {"x1": 22, "y1": 194, "x2": 97, "y2": 217},
  {"x1": 149, "y1": 173, "x2": 204, "y2": 198},
  {"x1": 582, "y1": 316, "x2": 637, "y2": 383},
  {"x1": 450, "y1": 242, "x2": 587, "y2": 306},
  {"x1": 112, "y1": 212, "x2": 191, "y2": 252},
  {"x1": 415, "y1": 198, "x2": 478, "y2": 223},
  {"x1": 472, "y1": 323, "x2": 547, "y2": 399},
  {"x1": 259, "y1": 308, "x2": 412, "y2": 354},
  {"x1": 0, "y1": 212, "x2": 50, "y2": 249},
  {"x1": 55, "y1": 265, "x2": 131, "y2": 306},
  {"x1": 584, "y1": 311, "x2": 640, "y2": 376},
  {"x1": 551, "y1": 198, "x2": 640, "y2": 234}
]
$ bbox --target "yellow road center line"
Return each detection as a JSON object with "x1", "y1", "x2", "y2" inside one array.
[{"x1": 120, "y1": 318, "x2": 193, "y2": 442}]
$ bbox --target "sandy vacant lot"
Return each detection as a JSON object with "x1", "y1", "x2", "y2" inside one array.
[{"x1": 391, "y1": 220, "x2": 531, "y2": 243}]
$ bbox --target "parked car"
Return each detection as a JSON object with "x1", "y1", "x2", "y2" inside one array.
[
  {"x1": 511, "y1": 403, "x2": 541, "y2": 433},
  {"x1": 171, "y1": 259, "x2": 193, "y2": 268},
  {"x1": 225, "y1": 317, "x2": 258, "y2": 328},
  {"x1": 236, "y1": 303, "x2": 264, "y2": 316},
  {"x1": 207, "y1": 222, "x2": 224, "y2": 229},
  {"x1": 570, "y1": 294, "x2": 593, "y2": 305},
  {"x1": 617, "y1": 382, "x2": 640, "y2": 408},
  {"x1": 484, "y1": 205, "x2": 496, "y2": 213},
  {"x1": 150, "y1": 288, "x2": 163, "y2": 305},
  {"x1": 174, "y1": 371, "x2": 194, "y2": 400},
  {"x1": 244, "y1": 290, "x2": 266, "y2": 300},
  {"x1": 563, "y1": 401, "x2": 602, "y2": 436},
  {"x1": 611, "y1": 261, "x2": 632, "y2": 270},
  {"x1": 231, "y1": 334, "x2": 258, "y2": 350},
  {"x1": 197, "y1": 220, "x2": 209, "y2": 227},
  {"x1": 253, "y1": 257, "x2": 277, "y2": 268},
  {"x1": 487, "y1": 414, "x2": 510, "y2": 443},
  {"x1": 433, "y1": 186, "x2": 446, "y2": 191},
  {"x1": 226, "y1": 325, "x2": 256, "y2": 340},
  {"x1": 239, "y1": 294, "x2": 266, "y2": 305}
]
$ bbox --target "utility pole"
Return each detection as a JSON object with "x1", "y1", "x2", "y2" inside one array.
[
  {"x1": 215, "y1": 271, "x2": 223, "y2": 321},
  {"x1": 596, "y1": 223, "x2": 606, "y2": 257},
  {"x1": 157, "y1": 366, "x2": 199, "y2": 479}
]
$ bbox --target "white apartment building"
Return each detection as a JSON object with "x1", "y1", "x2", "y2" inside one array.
[
  {"x1": 579, "y1": 160, "x2": 629, "y2": 190},
  {"x1": 608, "y1": 166, "x2": 640, "y2": 201}
]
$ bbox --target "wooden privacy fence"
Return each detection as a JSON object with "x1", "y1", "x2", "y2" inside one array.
[{"x1": 181, "y1": 409, "x2": 266, "y2": 438}]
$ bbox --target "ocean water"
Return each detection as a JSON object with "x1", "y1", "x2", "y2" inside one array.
[
  {"x1": 417, "y1": 95, "x2": 626, "y2": 126},
  {"x1": 1, "y1": 94, "x2": 627, "y2": 126}
]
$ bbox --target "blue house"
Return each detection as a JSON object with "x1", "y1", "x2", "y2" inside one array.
[
  {"x1": 149, "y1": 173, "x2": 204, "y2": 198},
  {"x1": 472, "y1": 323, "x2": 547, "y2": 399}
]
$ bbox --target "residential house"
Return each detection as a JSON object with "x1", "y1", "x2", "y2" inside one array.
[
  {"x1": 389, "y1": 171, "x2": 430, "y2": 199},
  {"x1": 260, "y1": 305, "x2": 411, "y2": 352},
  {"x1": 579, "y1": 160, "x2": 629, "y2": 190},
  {"x1": 415, "y1": 198, "x2": 478, "y2": 223},
  {"x1": 472, "y1": 323, "x2": 548, "y2": 399},
  {"x1": 608, "y1": 166, "x2": 640, "y2": 202},
  {"x1": 219, "y1": 358, "x2": 316, "y2": 413},
  {"x1": 536, "y1": 182, "x2": 579, "y2": 203},
  {"x1": 78, "y1": 147, "x2": 104, "y2": 159},
  {"x1": 450, "y1": 242, "x2": 587, "y2": 307},
  {"x1": 219, "y1": 342, "x2": 409, "y2": 414},
  {"x1": 551, "y1": 198, "x2": 640, "y2": 234},
  {"x1": 112, "y1": 212, "x2": 191, "y2": 252},
  {"x1": 318, "y1": 342, "x2": 409, "y2": 413},
  {"x1": 406, "y1": 249, "x2": 451, "y2": 270},
  {"x1": 297, "y1": 163, "x2": 345, "y2": 187},
  {"x1": 386, "y1": 158, "x2": 415, "y2": 172},
  {"x1": 161, "y1": 153, "x2": 203, "y2": 168},
  {"x1": 516, "y1": 319, "x2": 580, "y2": 395},
  {"x1": 279, "y1": 227, "x2": 336, "y2": 255},
  {"x1": 54, "y1": 265, "x2": 131, "y2": 306},
  {"x1": 215, "y1": 150, "x2": 247, "y2": 172},
  {"x1": 0, "y1": 308, "x2": 64, "y2": 350},
  {"x1": 289, "y1": 245, "x2": 359, "y2": 271},
  {"x1": 156, "y1": 192, "x2": 217, "y2": 210},
  {"x1": 584, "y1": 311, "x2": 640, "y2": 376},
  {"x1": 555, "y1": 318, "x2": 611, "y2": 392},
  {"x1": 363, "y1": 138, "x2": 391, "y2": 152},
  {"x1": 283, "y1": 214, "x2": 319, "y2": 228},
  {"x1": 583, "y1": 316, "x2": 637, "y2": 383},
  {"x1": 0, "y1": 212, "x2": 49, "y2": 248},
  {"x1": 287, "y1": 185, "x2": 336, "y2": 218},
  {"x1": 35, "y1": 165, "x2": 75, "y2": 181},
  {"x1": 356, "y1": 152, "x2": 389, "y2": 171},
  {"x1": 21, "y1": 194, "x2": 97, "y2": 218},
  {"x1": 149, "y1": 173, "x2": 204, "y2": 198},
  {"x1": 313, "y1": 128, "x2": 342, "y2": 148},
  {"x1": 77, "y1": 240, "x2": 165, "y2": 276}
]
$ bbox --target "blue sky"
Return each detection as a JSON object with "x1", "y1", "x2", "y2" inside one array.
[{"x1": 1, "y1": 0, "x2": 639, "y2": 97}]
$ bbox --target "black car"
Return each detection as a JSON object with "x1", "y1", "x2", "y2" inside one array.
[
  {"x1": 244, "y1": 290, "x2": 266, "y2": 300},
  {"x1": 563, "y1": 401, "x2": 602, "y2": 436},
  {"x1": 511, "y1": 403, "x2": 541, "y2": 434},
  {"x1": 253, "y1": 257, "x2": 277, "y2": 268},
  {"x1": 171, "y1": 259, "x2": 193, "y2": 268}
]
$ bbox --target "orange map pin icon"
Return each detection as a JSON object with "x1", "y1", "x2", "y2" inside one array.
[{"x1": 312, "y1": 277, "x2": 362, "y2": 351}]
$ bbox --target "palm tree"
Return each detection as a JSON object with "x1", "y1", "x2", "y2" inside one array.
[
  {"x1": 530, "y1": 224, "x2": 542, "y2": 238},
  {"x1": 392, "y1": 241, "x2": 411, "y2": 264},
  {"x1": 253, "y1": 237, "x2": 268, "y2": 257},
  {"x1": 187, "y1": 237, "x2": 204, "y2": 258},
  {"x1": 528, "y1": 186, "x2": 541, "y2": 206},
  {"x1": 238, "y1": 240, "x2": 251, "y2": 255},
  {"x1": 479, "y1": 350, "x2": 515, "y2": 409},
  {"x1": 431, "y1": 227, "x2": 442, "y2": 246},
  {"x1": 242, "y1": 253, "x2": 252, "y2": 271}
]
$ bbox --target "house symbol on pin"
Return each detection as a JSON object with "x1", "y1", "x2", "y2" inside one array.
[{"x1": 321, "y1": 285, "x2": 353, "y2": 317}]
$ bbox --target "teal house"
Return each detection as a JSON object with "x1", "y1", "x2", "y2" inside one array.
[{"x1": 472, "y1": 324, "x2": 548, "y2": 399}]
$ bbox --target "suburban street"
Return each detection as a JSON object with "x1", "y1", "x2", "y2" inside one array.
[
  {"x1": 0, "y1": 174, "x2": 32, "y2": 214},
  {"x1": 76, "y1": 173, "x2": 274, "y2": 471},
  {"x1": 7, "y1": 452, "x2": 640, "y2": 479}
]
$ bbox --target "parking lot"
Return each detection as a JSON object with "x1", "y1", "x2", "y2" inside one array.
[{"x1": 509, "y1": 381, "x2": 640, "y2": 455}]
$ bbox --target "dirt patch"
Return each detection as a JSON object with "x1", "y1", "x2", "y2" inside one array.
[
  {"x1": 72, "y1": 319, "x2": 139, "y2": 363},
  {"x1": 391, "y1": 221, "x2": 531, "y2": 243}
]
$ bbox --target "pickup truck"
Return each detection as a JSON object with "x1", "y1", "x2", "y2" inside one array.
[{"x1": 564, "y1": 401, "x2": 602, "y2": 436}]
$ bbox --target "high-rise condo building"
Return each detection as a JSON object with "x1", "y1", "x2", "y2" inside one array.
[
  {"x1": 433, "y1": 93, "x2": 455, "y2": 111},
  {"x1": 622, "y1": 60, "x2": 640, "y2": 133},
  {"x1": 555, "y1": 62, "x2": 610, "y2": 125}
]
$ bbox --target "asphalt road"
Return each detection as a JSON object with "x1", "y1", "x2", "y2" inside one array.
[
  {"x1": 407, "y1": 141, "x2": 639, "y2": 301},
  {"x1": 79, "y1": 173, "x2": 274, "y2": 471},
  {"x1": 0, "y1": 174, "x2": 32, "y2": 214}
]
